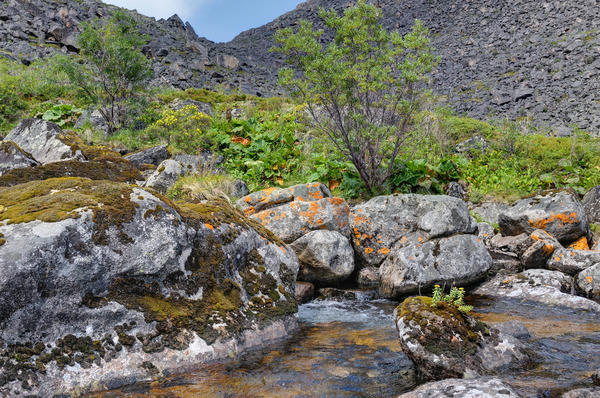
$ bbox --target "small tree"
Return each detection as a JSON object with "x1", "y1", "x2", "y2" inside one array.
[
  {"x1": 60, "y1": 10, "x2": 153, "y2": 134},
  {"x1": 274, "y1": 0, "x2": 436, "y2": 194}
]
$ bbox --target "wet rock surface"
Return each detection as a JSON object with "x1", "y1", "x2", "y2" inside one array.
[
  {"x1": 398, "y1": 377, "x2": 522, "y2": 398},
  {"x1": 474, "y1": 271, "x2": 600, "y2": 313},
  {"x1": 0, "y1": 177, "x2": 299, "y2": 397},
  {"x1": 395, "y1": 296, "x2": 531, "y2": 380}
]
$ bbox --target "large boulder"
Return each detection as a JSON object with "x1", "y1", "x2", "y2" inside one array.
[
  {"x1": 0, "y1": 141, "x2": 39, "y2": 176},
  {"x1": 4, "y1": 119, "x2": 85, "y2": 164},
  {"x1": 290, "y1": 230, "x2": 354, "y2": 285},
  {"x1": 498, "y1": 191, "x2": 589, "y2": 245},
  {"x1": 474, "y1": 270, "x2": 600, "y2": 313},
  {"x1": 238, "y1": 183, "x2": 350, "y2": 243},
  {"x1": 583, "y1": 185, "x2": 600, "y2": 224},
  {"x1": 396, "y1": 297, "x2": 531, "y2": 381},
  {"x1": 398, "y1": 378, "x2": 522, "y2": 398},
  {"x1": 379, "y1": 234, "x2": 492, "y2": 298},
  {"x1": 576, "y1": 263, "x2": 600, "y2": 299},
  {"x1": 350, "y1": 194, "x2": 476, "y2": 267},
  {"x1": 0, "y1": 177, "x2": 299, "y2": 397},
  {"x1": 124, "y1": 145, "x2": 170, "y2": 168},
  {"x1": 547, "y1": 248, "x2": 600, "y2": 275}
]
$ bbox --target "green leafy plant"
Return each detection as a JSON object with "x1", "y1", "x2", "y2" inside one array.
[
  {"x1": 41, "y1": 104, "x2": 83, "y2": 127},
  {"x1": 431, "y1": 285, "x2": 473, "y2": 314},
  {"x1": 274, "y1": 0, "x2": 437, "y2": 195},
  {"x1": 58, "y1": 10, "x2": 153, "y2": 133}
]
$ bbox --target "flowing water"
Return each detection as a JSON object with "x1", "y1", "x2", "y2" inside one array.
[{"x1": 92, "y1": 294, "x2": 600, "y2": 398}]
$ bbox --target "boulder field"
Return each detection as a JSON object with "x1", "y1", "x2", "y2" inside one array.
[{"x1": 3, "y1": 119, "x2": 600, "y2": 395}]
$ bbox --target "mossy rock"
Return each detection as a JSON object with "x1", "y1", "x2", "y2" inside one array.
[
  {"x1": 0, "y1": 158, "x2": 141, "y2": 187},
  {"x1": 0, "y1": 177, "x2": 138, "y2": 245},
  {"x1": 396, "y1": 296, "x2": 492, "y2": 380}
]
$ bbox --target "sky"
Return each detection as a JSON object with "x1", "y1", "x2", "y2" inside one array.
[{"x1": 105, "y1": 0, "x2": 305, "y2": 43}]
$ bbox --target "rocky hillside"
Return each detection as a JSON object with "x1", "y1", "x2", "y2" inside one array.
[{"x1": 2, "y1": 0, "x2": 600, "y2": 134}]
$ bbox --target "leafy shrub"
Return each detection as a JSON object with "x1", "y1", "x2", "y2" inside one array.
[
  {"x1": 145, "y1": 105, "x2": 212, "y2": 154},
  {"x1": 431, "y1": 285, "x2": 473, "y2": 314},
  {"x1": 210, "y1": 110, "x2": 304, "y2": 191},
  {"x1": 41, "y1": 104, "x2": 83, "y2": 127}
]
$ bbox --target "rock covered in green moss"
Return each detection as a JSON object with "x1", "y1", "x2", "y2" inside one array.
[
  {"x1": 0, "y1": 177, "x2": 299, "y2": 397},
  {"x1": 395, "y1": 296, "x2": 531, "y2": 381},
  {"x1": 4, "y1": 119, "x2": 85, "y2": 164},
  {"x1": 0, "y1": 141, "x2": 39, "y2": 176}
]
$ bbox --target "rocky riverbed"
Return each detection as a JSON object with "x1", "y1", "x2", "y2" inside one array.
[{"x1": 2, "y1": 119, "x2": 600, "y2": 396}]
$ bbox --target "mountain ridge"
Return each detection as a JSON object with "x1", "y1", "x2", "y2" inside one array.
[{"x1": 2, "y1": 0, "x2": 600, "y2": 134}]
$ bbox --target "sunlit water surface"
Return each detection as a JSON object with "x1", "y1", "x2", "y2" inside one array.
[{"x1": 91, "y1": 295, "x2": 600, "y2": 398}]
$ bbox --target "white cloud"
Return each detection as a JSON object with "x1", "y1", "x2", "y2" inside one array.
[{"x1": 104, "y1": 0, "x2": 207, "y2": 21}]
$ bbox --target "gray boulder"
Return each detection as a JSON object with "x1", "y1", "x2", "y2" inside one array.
[
  {"x1": 576, "y1": 263, "x2": 600, "y2": 299},
  {"x1": 471, "y1": 202, "x2": 510, "y2": 225},
  {"x1": 170, "y1": 98, "x2": 213, "y2": 116},
  {"x1": 291, "y1": 230, "x2": 354, "y2": 285},
  {"x1": 396, "y1": 297, "x2": 531, "y2": 381},
  {"x1": 4, "y1": 119, "x2": 85, "y2": 164},
  {"x1": 454, "y1": 135, "x2": 489, "y2": 155},
  {"x1": 143, "y1": 159, "x2": 186, "y2": 193},
  {"x1": 74, "y1": 108, "x2": 110, "y2": 135},
  {"x1": 350, "y1": 194, "x2": 476, "y2": 267},
  {"x1": 474, "y1": 270, "x2": 600, "y2": 314},
  {"x1": 124, "y1": 145, "x2": 170, "y2": 168},
  {"x1": 0, "y1": 141, "x2": 39, "y2": 176},
  {"x1": 237, "y1": 182, "x2": 332, "y2": 215},
  {"x1": 547, "y1": 248, "x2": 600, "y2": 275},
  {"x1": 398, "y1": 378, "x2": 522, "y2": 398},
  {"x1": 0, "y1": 177, "x2": 299, "y2": 397},
  {"x1": 583, "y1": 185, "x2": 600, "y2": 224},
  {"x1": 379, "y1": 234, "x2": 492, "y2": 298},
  {"x1": 237, "y1": 183, "x2": 348, "y2": 243},
  {"x1": 521, "y1": 229, "x2": 561, "y2": 269},
  {"x1": 498, "y1": 191, "x2": 589, "y2": 245}
]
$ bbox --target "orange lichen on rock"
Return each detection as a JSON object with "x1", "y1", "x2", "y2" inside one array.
[
  {"x1": 365, "y1": 247, "x2": 374, "y2": 254},
  {"x1": 378, "y1": 248, "x2": 390, "y2": 255},
  {"x1": 204, "y1": 223, "x2": 215, "y2": 230},
  {"x1": 569, "y1": 236, "x2": 590, "y2": 251},
  {"x1": 542, "y1": 244, "x2": 554, "y2": 254},
  {"x1": 530, "y1": 212, "x2": 578, "y2": 230}
]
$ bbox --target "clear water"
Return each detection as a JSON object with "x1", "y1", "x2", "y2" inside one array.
[{"x1": 91, "y1": 294, "x2": 600, "y2": 398}]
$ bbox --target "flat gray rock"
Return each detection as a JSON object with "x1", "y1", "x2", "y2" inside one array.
[{"x1": 0, "y1": 141, "x2": 39, "y2": 176}]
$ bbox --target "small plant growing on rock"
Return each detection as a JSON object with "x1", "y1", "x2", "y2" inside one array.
[{"x1": 431, "y1": 285, "x2": 473, "y2": 314}]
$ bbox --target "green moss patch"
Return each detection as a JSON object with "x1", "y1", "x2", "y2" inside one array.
[
  {"x1": 0, "y1": 158, "x2": 141, "y2": 187},
  {"x1": 398, "y1": 296, "x2": 490, "y2": 358},
  {"x1": 0, "y1": 177, "x2": 139, "y2": 245},
  {"x1": 176, "y1": 200, "x2": 284, "y2": 246}
]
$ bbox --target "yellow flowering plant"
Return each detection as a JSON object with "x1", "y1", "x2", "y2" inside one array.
[{"x1": 146, "y1": 105, "x2": 212, "y2": 153}]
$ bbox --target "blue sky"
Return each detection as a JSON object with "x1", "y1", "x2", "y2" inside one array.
[{"x1": 105, "y1": 0, "x2": 305, "y2": 43}]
